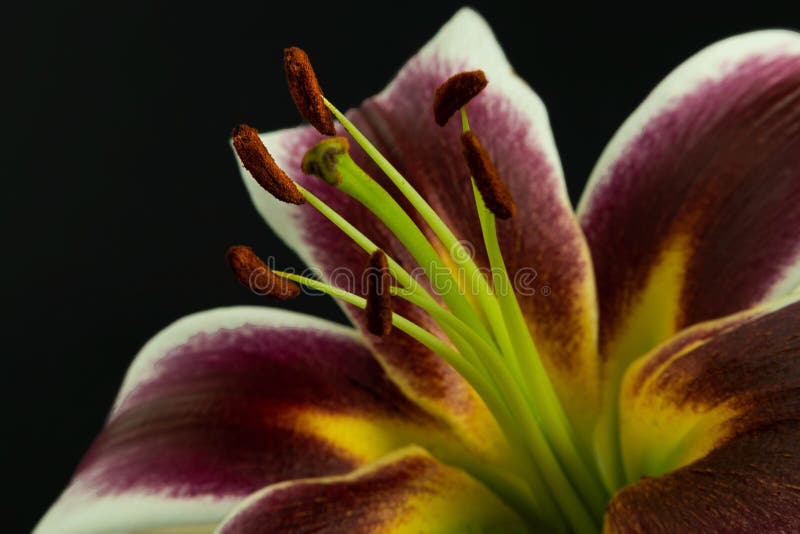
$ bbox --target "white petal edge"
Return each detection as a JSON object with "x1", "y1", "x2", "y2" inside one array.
[
  {"x1": 35, "y1": 492, "x2": 224, "y2": 534},
  {"x1": 577, "y1": 29, "x2": 800, "y2": 215},
  {"x1": 35, "y1": 306, "x2": 359, "y2": 534}
]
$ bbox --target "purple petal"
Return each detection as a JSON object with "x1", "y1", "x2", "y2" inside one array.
[
  {"x1": 609, "y1": 299, "x2": 800, "y2": 532},
  {"x1": 606, "y1": 422, "x2": 800, "y2": 532},
  {"x1": 217, "y1": 447, "x2": 524, "y2": 533},
  {"x1": 35, "y1": 307, "x2": 490, "y2": 534},
  {"x1": 578, "y1": 31, "x2": 800, "y2": 368}
]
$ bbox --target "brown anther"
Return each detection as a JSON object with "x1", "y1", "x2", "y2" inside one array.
[
  {"x1": 365, "y1": 250, "x2": 393, "y2": 336},
  {"x1": 232, "y1": 124, "x2": 305, "y2": 204},
  {"x1": 433, "y1": 70, "x2": 488, "y2": 127},
  {"x1": 460, "y1": 131, "x2": 516, "y2": 219},
  {"x1": 226, "y1": 245, "x2": 301, "y2": 300},
  {"x1": 284, "y1": 47, "x2": 336, "y2": 136}
]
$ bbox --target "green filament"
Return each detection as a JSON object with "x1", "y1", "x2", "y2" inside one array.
[
  {"x1": 461, "y1": 110, "x2": 609, "y2": 516},
  {"x1": 326, "y1": 99, "x2": 521, "y2": 367}
]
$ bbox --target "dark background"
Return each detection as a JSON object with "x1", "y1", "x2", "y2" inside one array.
[{"x1": 7, "y1": 2, "x2": 799, "y2": 531}]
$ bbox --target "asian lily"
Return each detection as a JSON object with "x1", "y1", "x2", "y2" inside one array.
[{"x1": 36, "y1": 7, "x2": 800, "y2": 533}]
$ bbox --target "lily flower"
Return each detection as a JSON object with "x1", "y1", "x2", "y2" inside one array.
[{"x1": 37, "y1": 8, "x2": 800, "y2": 533}]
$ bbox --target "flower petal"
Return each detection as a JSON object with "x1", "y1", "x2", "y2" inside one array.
[
  {"x1": 36, "y1": 307, "x2": 503, "y2": 534},
  {"x1": 216, "y1": 446, "x2": 526, "y2": 534},
  {"x1": 242, "y1": 7, "x2": 599, "y2": 424},
  {"x1": 606, "y1": 421, "x2": 800, "y2": 533},
  {"x1": 578, "y1": 31, "x2": 800, "y2": 371},
  {"x1": 612, "y1": 296, "x2": 800, "y2": 531}
]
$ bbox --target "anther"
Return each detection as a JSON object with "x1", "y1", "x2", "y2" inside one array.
[
  {"x1": 301, "y1": 136, "x2": 350, "y2": 185},
  {"x1": 365, "y1": 250, "x2": 393, "y2": 336},
  {"x1": 460, "y1": 131, "x2": 516, "y2": 219},
  {"x1": 232, "y1": 124, "x2": 305, "y2": 204},
  {"x1": 226, "y1": 245, "x2": 301, "y2": 299},
  {"x1": 433, "y1": 70, "x2": 488, "y2": 127},
  {"x1": 284, "y1": 47, "x2": 336, "y2": 136}
]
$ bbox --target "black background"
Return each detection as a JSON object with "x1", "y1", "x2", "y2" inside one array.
[{"x1": 8, "y1": 2, "x2": 800, "y2": 531}]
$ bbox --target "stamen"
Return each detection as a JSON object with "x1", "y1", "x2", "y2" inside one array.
[
  {"x1": 460, "y1": 131, "x2": 516, "y2": 219},
  {"x1": 301, "y1": 136, "x2": 349, "y2": 185},
  {"x1": 284, "y1": 47, "x2": 336, "y2": 135},
  {"x1": 324, "y1": 99, "x2": 517, "y2": 358},
  {"x1": 225, "y1": 245, "x2": 300, "y2": 299},
  {"x1": 365, "y1": 250, "x2": 392, "y2": 336},
  {"x1": 301, "y1": 135, "x2": 494, "y2": 341},
  {"x1": 232, "y1": 124, "x2": 305, "y2": 204},
  {"x1": 433, "y1": 70, "x2": 488, "y2": 126}
]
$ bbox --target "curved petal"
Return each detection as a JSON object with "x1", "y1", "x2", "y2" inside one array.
[
  {"x1": 605, "y1": 421, "x2": 800, "y2": 533},
  {"x1": 36, "y1": 307, "x2": 506, "y2": 534},
  {"x1": 611, "y1": 297, "x2": 800, "y2": 531},
  {"x1": 242, "y1": 7, "x2": 599, "y2": 424},
  {"x1": 216, "y1": 446, "x2": 526, "y2": 534},
  {"x1": 578, "y1": 31, "x2": 800, "y2": 374}
]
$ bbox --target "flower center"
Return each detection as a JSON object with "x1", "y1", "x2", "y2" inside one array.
[{"x1": 231, "y1": 48, "x2": 612, "y2": 532}]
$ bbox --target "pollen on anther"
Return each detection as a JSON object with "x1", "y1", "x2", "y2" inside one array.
[
  {"x1": 461, "y1": 131, "x2": 516, "y2": 219},
  {"x1": 232, "y1": 124, "x2": 305, "y2": 204},
  {"x1": 284, "y1": 47, "x2": 336, "y2": 136},
  {"x1": 226, "y1": 245, "x2": 300, "y2": 300},
  {"x1": 433, "y1": 70, "x2": 488, "y2": 127},
  {"x1": 365, "y1": 250, "x2": 393, "y2": 336}
]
